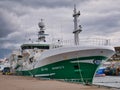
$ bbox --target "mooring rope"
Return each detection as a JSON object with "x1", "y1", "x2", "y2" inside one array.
[{"x1": 77, "y1": 57, "x2": 85, "y2": 84}]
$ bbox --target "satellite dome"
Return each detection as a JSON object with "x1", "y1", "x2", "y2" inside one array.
[{"x1": 38, "y1": 19, "x2": 45, "y2": 28}]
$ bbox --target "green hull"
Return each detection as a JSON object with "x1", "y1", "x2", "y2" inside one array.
[{"x1": 16, "y1": 56, "x2": 107, "y2": 84}]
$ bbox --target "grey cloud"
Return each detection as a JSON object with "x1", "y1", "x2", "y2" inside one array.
[
  {"x1": 0, "y1": 0, "x2": 88, "y2": 9},
  {"x1": 0, "y1": 0, "x2": 120, "y2": 59},
  {"x1": 80, "y1": 11, "x2": 120, "y2": 37},
  {"x1": 0, "y1": 11, "x2": 13, "y2": 37},
  {"x1": 0, "y1": 1, "x2": 30, "y2": 16},
  {"x1": 0, "y1": 9, "x2": 21, "y2": 38},
  {"x1": 79, "y1": 0, "x2": 120, "y2": 36},
  {"x1": 86, "y1": 14, "x2": 119, "y2": 28}
]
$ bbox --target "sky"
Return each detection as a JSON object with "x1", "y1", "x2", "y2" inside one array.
[{"x1": 0, "y1": 0, "x2": 120, "y2": 59}]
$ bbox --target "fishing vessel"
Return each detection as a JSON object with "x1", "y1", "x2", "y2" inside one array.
[{"x1": 10, "y1": 6, "x2": 115, "y2": 84}]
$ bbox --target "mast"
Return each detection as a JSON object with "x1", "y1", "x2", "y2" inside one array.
[
  {"x1": 38, "y1": 19, "x2": 48, "y2": 42},
  {"x1": 73, "y1": 5, "x2": 82, "y2": 45}
]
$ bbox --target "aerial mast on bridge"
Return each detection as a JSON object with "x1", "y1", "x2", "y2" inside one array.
[{"x1": 73, "y1": 5, "x2": 82, "y2": 45}]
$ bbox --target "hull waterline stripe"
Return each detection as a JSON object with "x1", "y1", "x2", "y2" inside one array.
[{"x1": 35, "y1": 73, "x2": 55, "y2": 77}]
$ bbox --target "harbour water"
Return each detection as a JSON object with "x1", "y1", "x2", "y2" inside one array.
[{"x1": 93, "y1": 76, "x2": 120, "y2": 89}]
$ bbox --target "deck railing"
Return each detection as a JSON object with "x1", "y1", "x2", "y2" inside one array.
[{"x1": 50, "y1": 38, "x2": 111, "y2": 49}]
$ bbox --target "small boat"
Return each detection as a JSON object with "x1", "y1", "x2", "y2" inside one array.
[{"x1": 95, "y1": 67, "x2": 106, "y2": 77}]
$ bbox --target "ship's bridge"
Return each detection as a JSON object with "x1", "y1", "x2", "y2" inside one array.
[{"x1": 21, "y1": 44, "x2": 49, "y2": 50}]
